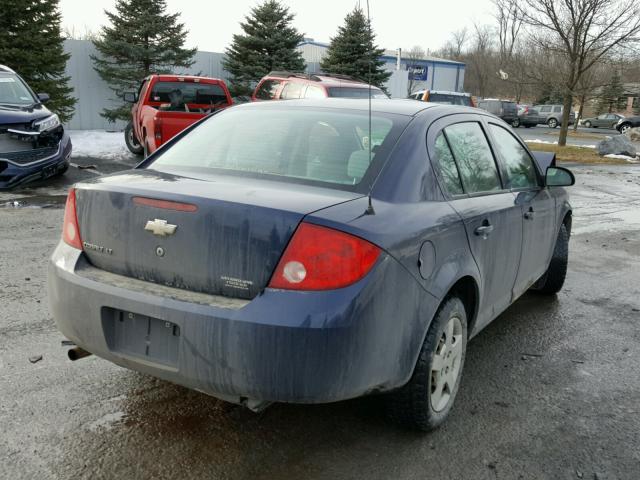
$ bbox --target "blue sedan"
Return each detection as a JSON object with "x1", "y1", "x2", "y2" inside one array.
[{"x1": 48, "y1": 99, "x2": 574, "y2": 430}]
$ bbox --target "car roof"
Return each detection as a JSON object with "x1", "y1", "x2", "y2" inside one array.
[
  {"x1": 265, "y1": 72, "x2": 378, "y2": 89},
  {"x1": 412, "y1": 89, "x2": 471, "y2": 97},
  {"x1": 147, "y1": 74, "x2": 224, "y2": 83},
  {"x1": 232, "y1": 98, "x2": 484, "y2": 117},
  {"x1": 0, "y1": 64, "x2": 16, "y2": 73}
]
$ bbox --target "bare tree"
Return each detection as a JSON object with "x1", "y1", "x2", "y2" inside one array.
[
  {"x1": 518, "y1": 0, "x2": 640, "y2": 146},
  {"x1": 493, "y1": 0, "x2": 522, "y2": 66},
  {"x1": 405, "y1": 45, "x2": 426, "y2": 95},
  {"x1": 465, "y1": 24, "x2": 494, "y2": 98}
]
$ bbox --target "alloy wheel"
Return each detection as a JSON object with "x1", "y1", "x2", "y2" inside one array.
[
  {"x1": 620, "y1": 124, "x2": 631, "y2": 134},
  {"x1": 430, "y1": 315, "x2": 463, "y2": 412}
]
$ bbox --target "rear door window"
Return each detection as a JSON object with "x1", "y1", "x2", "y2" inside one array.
[
  {"x1": 304, "y1": 85, "x2": 325, "y2": 98},
  {"x1": 254, "y1": 80, "x2": 282, "y2": 100},
  {"x1": 488, "y1": 124, "x2": 539, "y2": 189},
  {"x1": 280, "y1": 81, "x2": 305, "y2": 100},
  {"x1": 443, "y1": 122, "x2": 502, "y2": 194},
  {"x1": 540, "y1": 106, "x2": 552, "y2": 113},
  {"x1": 434, "y1": 133, "x2": 464, "y2": 195}
]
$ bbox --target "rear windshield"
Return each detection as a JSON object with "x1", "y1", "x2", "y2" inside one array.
[
  {"x1": 148, "y1": 81, "x2": 228, "y2": 105},
  {"x1": 327, "y1": 87, "x2": 388, "y2": 99},
  {"x1": 428, "y1": 93, "x2": 472, "y2": 106},
  {"x1": 0, "y1": 73, "x2": 36, "y2": 106},
  {"x1": 147, "y1": 107, "x2": 407, "y2": 192}
]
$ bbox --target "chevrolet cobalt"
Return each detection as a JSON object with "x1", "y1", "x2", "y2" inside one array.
[{"x1": 48, "y1": 99, "x2": 574, "y2": 430}]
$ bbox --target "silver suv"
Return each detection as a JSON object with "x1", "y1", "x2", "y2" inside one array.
[{"x1": 533, "y1": 104, "x2": 576, "y2": 128}]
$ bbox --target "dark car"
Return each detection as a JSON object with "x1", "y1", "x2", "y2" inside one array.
[
  {"x1": 512, "y1": 105, "x2": 543, "y2": 128},
  {"x1": 252, "y1": 71, "x2": 388, "y2": 101},
  {"x1": 581, "y1": 113, "x2": 624, "y2": 129},
  {"x1": 0, "y1": 64, "x2": 72, "y2": 189},
  {"x1": 48, "y1": 99, "x2": 574, "y2": 431},
  {"x1": 477, "y1": 99, "x2": 518, "y2": 124},
  {"x1": 616, "y1": 115, "x2": 640, "y2": 134}
]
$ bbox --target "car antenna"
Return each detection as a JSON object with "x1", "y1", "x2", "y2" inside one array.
[{"x1": 364, "y1": 0, "x2": 375, "y2": 216}]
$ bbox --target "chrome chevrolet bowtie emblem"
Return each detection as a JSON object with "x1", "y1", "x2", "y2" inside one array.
[{"x1": 144, "y1": 219, "x2": 177, "y2": 237}]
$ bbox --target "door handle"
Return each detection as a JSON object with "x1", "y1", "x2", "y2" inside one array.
[
  {"x1": 474, "y1": 223, "x2": 494, "y2": 238},
  {"x1": 524, "y1": 207, "x2": 535, "y2": 220}
]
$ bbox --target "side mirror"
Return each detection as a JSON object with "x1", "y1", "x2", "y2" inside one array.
[
  {"x1": 123, "y1": 92, "x2": 138, "y2": 103},
  {"x1": 545, "y1": 166, "x2": 575, "y2": 187},
  {"x1": 37, "y1": 93, "x2": 50, "y2": 103}
]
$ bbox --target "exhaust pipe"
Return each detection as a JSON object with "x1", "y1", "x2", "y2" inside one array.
[{"x1": 68, "y1": 347, "x2": 92, "y2": 361}]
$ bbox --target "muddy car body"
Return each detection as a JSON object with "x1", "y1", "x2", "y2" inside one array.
[
  {"x1": 48, "y1": 99, "x2": 574, "y2": 430},
  {"x1": 0, "y1": 65, "x2": 72, "y2": 189}
]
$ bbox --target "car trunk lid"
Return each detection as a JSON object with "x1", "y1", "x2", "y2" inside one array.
[{"x1": 75, "y1": 169, "x2": 361, "y2": 299}]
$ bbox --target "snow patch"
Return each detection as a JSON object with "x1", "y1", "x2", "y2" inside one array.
[
  {"x1": 604, "y1": 153, "x2": 640, "y2": 162},
  {"x1": 69, "y1": 130, "x2": 135, "y2": 161}
]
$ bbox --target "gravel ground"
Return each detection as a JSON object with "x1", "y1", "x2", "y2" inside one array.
[{"x1": 1, "y1": 159, "x2": 639, "y2": 480}]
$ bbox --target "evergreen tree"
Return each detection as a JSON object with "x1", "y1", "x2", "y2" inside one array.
[
  {"x1": 0, "y1": 0, "x2": 76, "y2": 122},
  {"x1": 597, "y1": 72, "x2": 625, "y2": 114},
  {"x1": 92, "y1": 0, "x2": 196, "y2": 122},
  {"x1": 223, "y1": 0, "x2": 305, "y2": 97},
  {"x1": 320, "y1": 6, "x2": 391, "y2": 89}
]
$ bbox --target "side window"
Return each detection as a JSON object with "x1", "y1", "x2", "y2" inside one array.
[
  {"x1": 304, "y1": 85, "x2": 325, "y2": 98},
  {"x1": 488, "y1": 124, "x2": 539, "y2": 189},
  {"x1": 280, "y1": 81, "x2": 304, "y2": 100},
  {"x1": 443, "y1": 122, "x2": 502, "y2": 194},
  {"x1": 434, "y1": 133, "x2": 464, "y2": 195},
  {"x1": 540, "y1": 106, "x2": 551, "y2": 113},
  {"x1": 553, "y1": 106, "x2": 562, "y2": 113},
  {"x1": 255, "y1": 80, "x2": 281, "y2": 100}
]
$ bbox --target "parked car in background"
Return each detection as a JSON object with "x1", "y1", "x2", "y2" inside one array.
[
  {"x1": 0, "y1": 64, "x2": 72, "y2": 189},
  {"x1": 49, "y1": 99, "x2": 574, "y2": 432},
  {"x1": 252, "y1": 71, "x2": 388, "y2": 101},
  {"x1": 512, "y1": 105, "x2": 543, "y2": 128},
  {"x1": 123, "y1": 74, "x2": 233, "y2": 156},
  {"x1": 616, "y1": 116, "x2": 640, "y2": 134},
  {"x1": 409, "y1": 89, "x2": 474, "y2": 107},
  {"x1": 533, "y1": 104, "x2": 575, "y2": 128},
  {"x1": 581, "y1": 113, "x2": 624, "y2": 129},
  {"x1": 476, "y1": 99, "x2": 518, "y2": 125}
]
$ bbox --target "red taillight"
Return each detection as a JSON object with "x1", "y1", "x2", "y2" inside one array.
[
  {"x1": 62, "y1": 188, "x2": 83, "y2": 250},
  {"x1": 268, "y1": 223, "x2": 381, "y2": 291}
]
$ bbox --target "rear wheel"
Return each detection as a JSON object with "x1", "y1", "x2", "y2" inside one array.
[
  {"x1": 532, "y1": 224, "x2": 569, "y2": 294},
  {"x1": 583, "y1": 121, "x2": 592, "y2": 128},
  {"x1": 386, "y1": 296, "x2": 468, "y2": 431},
  {"x1": 511, "y1": 118, "x2": 520, "y2": 128},
  {"x1": 125, "y1": 122, "x2": 144, "y2": 155},
  {"x1": 548, "y1": 118, "x2": 558, "y2": 128}
]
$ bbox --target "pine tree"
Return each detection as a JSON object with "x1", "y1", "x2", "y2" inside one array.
[
  {"x1": 223, "y1": 0, "x2": 306, "y2": 97},
  {"x1": 597, "y1": 72, "x2": 625, "y2": 114},
  {"x1": 320, "y1": 6, "x2": 391, "y2": 89},
  {"x1": 0, "y1": 0, "x2": 76, "y2": 122},
  {"x1": 92, "y1": 0, "x2": 196, "y2": 122}
]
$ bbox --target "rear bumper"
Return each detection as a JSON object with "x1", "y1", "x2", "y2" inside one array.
[
  {"x1": 0, "y1": 133, "x2": 71, "y2": 189},
  {"x1": 48, "y1": 242, "x2": 436, "y2": 404}
]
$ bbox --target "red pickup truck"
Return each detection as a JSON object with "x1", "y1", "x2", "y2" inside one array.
[{"x1": 123, "y1": 74, "x2": 233, "y2": 156}]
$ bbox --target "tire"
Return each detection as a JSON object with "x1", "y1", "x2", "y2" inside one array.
[
  {"x1": 386, "y1": 296, "x2": 468, "y2": 431},
  {"x1": 125, "y1": 121, "x2": 144, "y2": 155},
  {"x1": 548, "y1": 118, "x2": 558, "y2": 128},
  {"x1": 583, "y1": 121, "x2": 591, "y2": 128},
  {"x1": 511, "y1": 118, "x2": 520, "y2": 128},
  {"x1": 619, "y1": 123, "x2": 631, "y2": 134},
  {"x1": 532, "y1": 224, "x2": 569, "y2": 294}
]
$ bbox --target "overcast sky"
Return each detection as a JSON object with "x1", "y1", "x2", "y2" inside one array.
[{"x1": 59, "y1": 0, "x2": 496, "y2": 53}]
